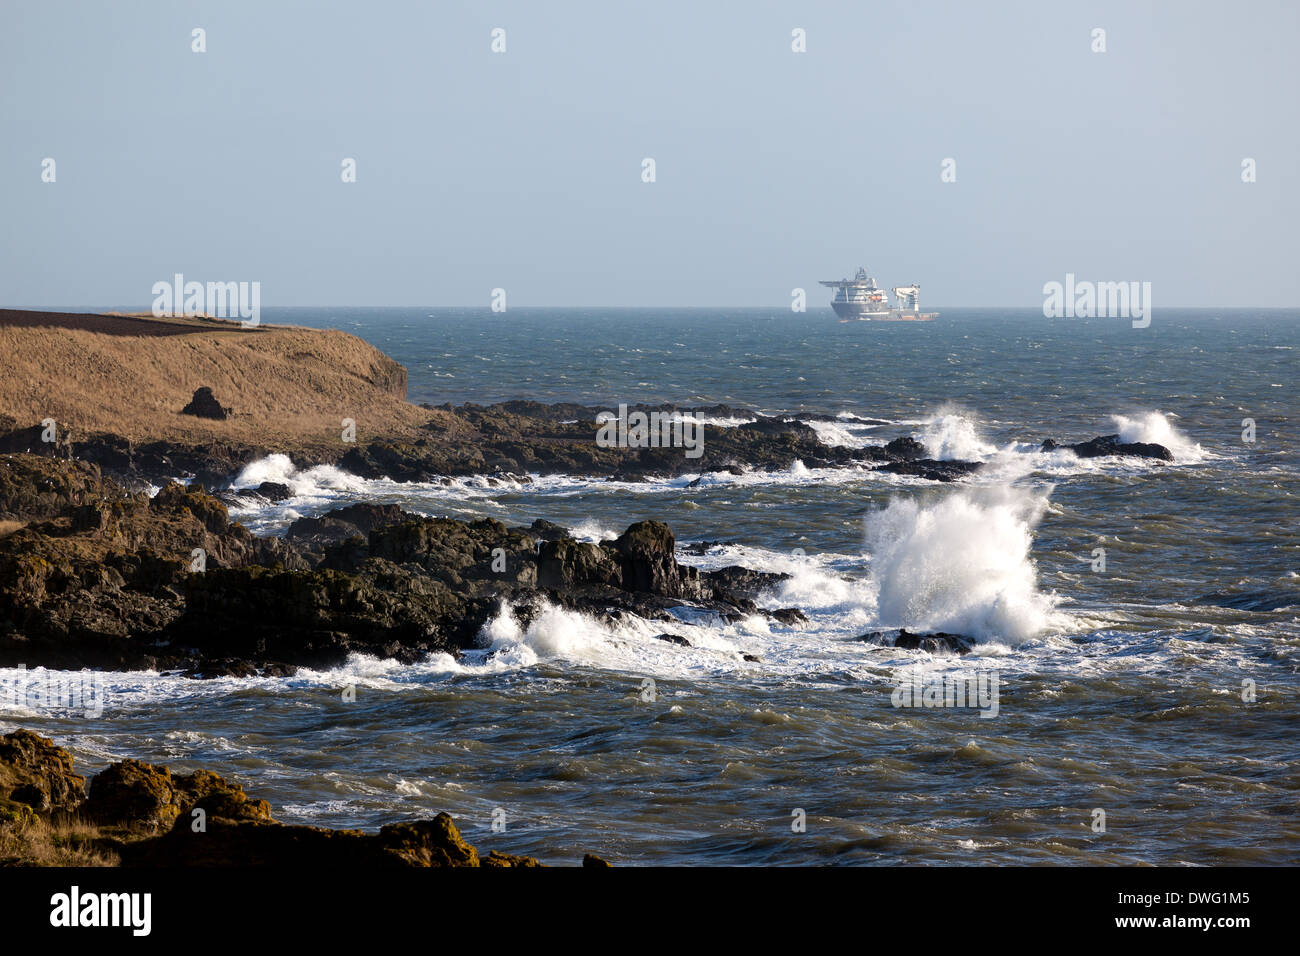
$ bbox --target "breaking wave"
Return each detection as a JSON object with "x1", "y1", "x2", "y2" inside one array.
[
  {"x1": 1111, "y1": 411, "x2": 1205, "y2": 462},
  {"x1": 230, "y1": 453, "x2": 370, "y2": 497},
  {"x1": 917, "y1": 409, "x2": 998, "y2": 461},
  {"x1": 864, "y1": 486, "x2": 1066, "y2": 644}
]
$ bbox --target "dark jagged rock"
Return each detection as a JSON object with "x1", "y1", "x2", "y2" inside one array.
[
  {"x1": 883, "y1": 436, "x2": 927, "y2": 461},
  {"x1": 874, "y1": 458, "x2": 983, "y2": 482},
  {"x1": 652, "y1": 632, "x2": 692, "y2": 647},
  {"x1": 251, "y1": 481, "x2": 292, "y2": 501},
  {"x1": 858, "y1": 628, "x2": 976, "y2": 655},
  {"x1": 703, "y1": 565, "x2": 788, "y2": 599},
  {"x1": 0, "y1": 454, "x2": 798, "y2": 674},
  {"x1": 1, "y1": 400, "x2": 995, "y2": 488},
  {"x1": 538, "y1": 538, "x2": 622, "y2": 590},
  {"x1": 1042, "y1": 434, "x2": 1173, "y2": 461},
  {"x1": 0, "y1": 454, "x2": 124, "y2": 520},
  {"x1": 682, "y1": 540, "x2": 732, "y2": 555},
  {"x1": 517, "y1": 518, "x2": 570, "y2": 542},
  {"x1": 285, "y1": 503, "x2": 408, "y2": 553},
  {"x1": 735, "y1": 416, "x2": 819, "y2": 440},
  {"x1": 613, "y1": 521, "x2": 702, "y2": 599},
  {"x1": 180, "y1": 386, "x2": 231, "y2": 420},
  {"x1": 770, "y1": 607, "x2": 808, "y2": 626},
  {"x1": 0, "y1": 462, "x2": 307, "y2": 671}
]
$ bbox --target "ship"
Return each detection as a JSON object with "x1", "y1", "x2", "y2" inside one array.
[{"x1": 819, "y1": 267, "x2": 937, "y2": 321}]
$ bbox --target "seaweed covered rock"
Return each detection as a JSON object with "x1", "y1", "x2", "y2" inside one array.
[
  {"x1": 0, "y1": 729, "x2": 87, "y2": 816},
  {"x1": 1, "y1": 730, "x2": 571, "y2": 867},
  {"x1": 84, "y1": 759, "x2": 264, "y2": 834}
]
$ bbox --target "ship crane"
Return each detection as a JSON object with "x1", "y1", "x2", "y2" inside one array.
[{"x1": 892, "y1": 284, "x2": 921, "y2": 310}]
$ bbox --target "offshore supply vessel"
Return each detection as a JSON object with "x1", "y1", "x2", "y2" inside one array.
[{"x1": 819, "y1": 267, "x2": 937, "y2": 321}]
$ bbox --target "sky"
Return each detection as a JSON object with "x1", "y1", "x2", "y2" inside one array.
[{"x1": 1, "y1": 0, "x2": 1297, "y2": 308}]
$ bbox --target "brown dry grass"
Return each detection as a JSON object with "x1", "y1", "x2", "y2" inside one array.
[
  {"x1": 0, "y1": 520, "x2": 24, "y2": 537},
  {"x1": 0, "y1": 815, "x2": 119, "y2": 867},
  {"x1": 0, "y1": 312, "x2": 453, "y2": 453}
]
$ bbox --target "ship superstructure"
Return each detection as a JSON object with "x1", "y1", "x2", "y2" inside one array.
[{"x1": 819, "y1": 268, "x2": 937, "y2": 321}]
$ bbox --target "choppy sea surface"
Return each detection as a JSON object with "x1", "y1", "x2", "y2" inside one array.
[{"x1": 4, "y1": 307, "x2": 1298, "y2": 865}]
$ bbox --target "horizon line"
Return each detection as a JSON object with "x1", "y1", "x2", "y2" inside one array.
[{"x1": 9, "y1": 304, "x2": 1300, "y2": 313}]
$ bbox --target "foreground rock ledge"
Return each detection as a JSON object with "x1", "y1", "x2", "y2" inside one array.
[{"x1": 0, "y1": 730, "x2": 608, "y2": 867}]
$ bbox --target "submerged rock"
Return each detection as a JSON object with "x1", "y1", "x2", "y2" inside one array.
[
  {"x1": 874, "y1": 459, "x2": 982, "y2": 482},
  {"x1": 858, "y1": 628, "x2": 977, "y2": 655},
  {"x1": 652, "y1": 632, "x2": 692, "y2": 647},
  {"x1": 1042, "y1": 434, "x2": 1173, "y2": 461}
]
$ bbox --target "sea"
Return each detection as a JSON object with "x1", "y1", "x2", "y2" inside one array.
[{"x1": 3, "y1": 307, "x2": 1298, "y2": 865}]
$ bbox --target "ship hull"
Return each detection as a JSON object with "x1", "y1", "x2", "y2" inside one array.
[
  {"x1": 877, "y1": 310, "x2": 937, "y2": 322},
  {"x1": 830, "y1": 301, "x2": 891, "y2": 320},
  {"x1": 832, "y1": 302, "x2": 937, "y2": 321}
]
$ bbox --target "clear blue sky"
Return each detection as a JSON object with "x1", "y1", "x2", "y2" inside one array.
[{"x1": 1, "y1": 0, "x2": 1296, "y2": 308}]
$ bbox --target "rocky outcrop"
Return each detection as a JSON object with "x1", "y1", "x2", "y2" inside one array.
[
  {"x1": 84, "y1": 759, "x2": 257, "y2": 835},
  {"x1": 0, "y1": 454, "x2": 123, "y2": 521},
  {"x1": 180, "y1": 386, "x2": 231, "y2": 420},
  {"x1": 0, "y1": 454, "x2": 788, "y2": 674},
  {"x1": 858, "y1": 628, "x2": 977, "y2": 655},
  {"x1": 0, "y1": 458, "x2": 304, "y2": 671},
  {"x1": 1041, "y1": 435, "x2": 1173, "y2": 461},
  {"x1": 875, "y1": 459, "x2": 983, "y2": 482},
  {"x1": 0, "y1": 397, "x2": 994, "y2": 489},
  {"x1": 0, "y1": 730, "x2": 569, "y2": 867},
  {"x1": 0, "y1": 730, "x2": 87, "y2": 820}
]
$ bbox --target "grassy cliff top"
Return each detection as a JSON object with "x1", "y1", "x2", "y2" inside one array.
[{"x1": 0, "y1": 309, "x2": 446, "y2": 452}]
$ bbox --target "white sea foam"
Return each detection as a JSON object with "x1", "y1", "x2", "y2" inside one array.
[
  {"x1": 1110, "y1": 411, "x2": 1205, "y2": 462},
  {"x1": 231, "y1": 454, "x2": 370, "y2": 497},
  {"x1": 918, "y1": 410, "x2": 997, "y2": 461},
  {"x1": 569, "y1": 518, "x2": 618, "y2": 542},
  {"x1": 676, "y1": 413, "x2": 755, "y2": 428},
  {"x1": 806, "y1": 419, "x2": 880, "y2": 448},
  {"x1": 864, "y1": 486, "x2": 1066, "y2": 644},
  {"x1": 474, "y1": 601, "x2": 766, "y2": 676}
]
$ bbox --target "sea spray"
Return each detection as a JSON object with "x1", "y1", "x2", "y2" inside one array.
[
  {"x1": 918, "y1": 408, "x2": 997, "y2": 461},
  {"x1": 230, "y1": 453, "x2": 370, "y2": 497},
  {"x1": 865, "y1": 486, "x2": 1063, "y2": 644},
  {"x1": 1110, "y1": 411, "x2": 1204, "y2": 462}
]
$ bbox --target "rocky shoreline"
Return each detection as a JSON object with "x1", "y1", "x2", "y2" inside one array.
[
  {"x1": 0, "y1": 729, "x2": 601, "y2": 866},
  {"x1": 0, "y1": 451, "x2": 802, "y2": 674},
  {"x1": 2, "y1": 394, "x2": 1175, "y2": 492},
  {"x1": 0, "y1": 396, "x2": 1175, "y2": 676}
]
